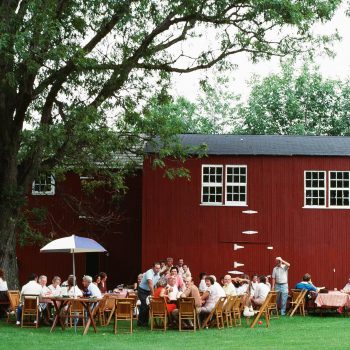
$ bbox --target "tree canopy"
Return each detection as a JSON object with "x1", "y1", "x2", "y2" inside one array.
[
  {"x1": 0, "y1": 0, "x2": 342, "y2": 287},
  {"x1": 236, "y1": 60, "x2": 350, "y2": 135}
]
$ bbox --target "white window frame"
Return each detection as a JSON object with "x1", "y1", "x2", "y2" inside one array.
[
  {"x1": 304, "y1": 171, "x2": 326, "y2": 208},
  {"x1": 225, "y1": 165, "x2": 247, "y2": 206},
  {"x1": 328, "y1": 171, "x2": 350, "y2": 208},
  {"x1": 32, "y1": 174, "x2": 55, "y2": 196},
  {"x1": 201, "y1": 165, "x2": 223, "y2": 205}
]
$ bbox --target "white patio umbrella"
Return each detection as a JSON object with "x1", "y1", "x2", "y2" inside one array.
[{"x1": 40, "y1": 234, "x2": 107, "y2": 288}]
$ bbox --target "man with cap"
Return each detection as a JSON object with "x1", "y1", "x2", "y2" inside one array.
[{"x1": 271, "y1": 256, "x2": 290, "y2": 316}]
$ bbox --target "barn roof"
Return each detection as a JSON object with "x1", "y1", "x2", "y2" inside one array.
[{"x1": 145, "y1": 134, "x2": 350, "y2": 156}]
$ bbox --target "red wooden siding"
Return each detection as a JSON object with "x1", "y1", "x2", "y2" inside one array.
[
  {"x1": 17, "y1": 171, "x2": 142, "y2": 288},
  {"x1": 142, "y1": 156, "x2": 350, "y2": 289}
]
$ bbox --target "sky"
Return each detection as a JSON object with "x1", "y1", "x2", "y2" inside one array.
[{"x1": 171, "y1": 4, "x2": 350, "y2": 102}]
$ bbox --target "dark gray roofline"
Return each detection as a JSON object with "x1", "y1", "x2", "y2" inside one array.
[{"x1": 144, "y1": 134, "x2": 350, "y2": 157}]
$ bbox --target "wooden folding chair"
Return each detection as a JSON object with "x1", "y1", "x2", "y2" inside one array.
[
  {"x1": 232, "y1": 295, "x2": 242, "y2": 326},
  {"x1": 250, "y1": 292, "x2": 273, "y2": 329},
  {"x1": 202, "y1": 296, "x2": 226, "y2": 329},
  {"x1": 68, "y1": 300, "x2": 85, "y2": 327},
  {"x1": 21, "y1": 295, "x2": 39, "y2": 328},
  {"x1": 223, "y1": 296, "x2": 236, "y2": 328},
  {"x1": 114, "y1": 298, "x2": 133, "y2": 334},
  {"x1": 7, "y1": 290, "x2": 20, "y2": 323},
  {"x1": 288, "y1": 289, "x2": 307, "y2": 317},
  {"x1": 267, "y1": 290, "x2": 279, "y2": 319},
  {"x1": 149, "y1": 297, "x2": 167, "y2": 331},
  {"x1": 105, "y1": 296, "x2": 117, "y2": 326},
  {"x1": 96, "y1": 294, "x2": 109, "y2": 326},
  {"x1": 178, "y1": 297, "x2": 198, "y2": 332},
  {"x1": 126, "y1": 292, "x2": 138, "y2": 320}
]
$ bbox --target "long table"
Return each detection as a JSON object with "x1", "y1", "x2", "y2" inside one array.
[
  {"x1": 49, "y1": 297, "x2": 101, "y2": 335},
  {"x1": 315, "y1": 291, "x2": 350, "y2": 308}
]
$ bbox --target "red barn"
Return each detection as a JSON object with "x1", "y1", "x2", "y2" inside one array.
[
  {"x1": 142, "y1": 134, "x2": 350, "y2": 289},
  {"x1": 17, "y1": 170, "x2": 142, "y2": 288}
]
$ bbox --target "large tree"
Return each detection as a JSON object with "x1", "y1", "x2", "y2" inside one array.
[
  {"x1": 0, "y1": 0, "x2": 341, "y2": 287},
  {"x1": 236, "y1": 60, "x2": 350, "y2": 135}
]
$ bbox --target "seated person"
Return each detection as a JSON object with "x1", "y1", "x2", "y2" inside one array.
[
  {"x1": 82, "y1": 275, "x2": 102, "y2": 298},
  {"x1": 0, "y1": 268, "x2": 8, "y2": 302},
  {"x1": 222, "y1": 275, "x2": 237, "y2": 296},
  {"x1": 38, "y1": 275, "x2": 54, "y2": 323},
  {"x1": 234, "y1": 275, "x2": 250, "y2": 296},
  {"x1": 340, "y1": 275, "x2": 350, "y2": 294},
  {"x1": 171, "y1": 277, "x2": 201, "y2": 327},
  {"x1": 133, "y1": 273, "x2": 143, "y2": 291},
  {"x1": 92, "y1": 275, "x2": 101, "y2": 286},
  {"x1": 16, "y1": 273, "x2": 43, "y2": 325},
  {"x1": 250, "y1": 274, "x2": 259, "y2": 296},
  {"x1": 181, "y1": 264, "x2": 192, "y2": 279},
  {"x1": 199, "y1": 276, "x2": 225, "y2": 326},
  {"x1": 251, "y1": 275, "x2": 270, "y2": 306},
  {"x1": 166, "y1": 276, "x2": 180, "y2": 301},
  {"x1": 48, "y1": 276, "x2": 62, "y2": 297},
  {"x1": 198, "y1": 272, "x2": 207, "y2": 292},
  {"x1": 295, "y1": 273, "x2": 323, "y2": 293},
  {"x1": 98, "y1": 272, "x2": 108, "y2": 294},
  {"x1": 211, "y1": 275, "x2": 226, "y2": 296},
  {"x1": 67, "y1": 276, "x2": 83, "y2": 297},
  {"x1": 167, "y1": 267, "x2": 184, "y2": 292}
]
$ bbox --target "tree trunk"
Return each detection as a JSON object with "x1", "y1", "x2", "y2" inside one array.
[{"x1": 0, "y1": 206, "x2": 19, "y2": 289}]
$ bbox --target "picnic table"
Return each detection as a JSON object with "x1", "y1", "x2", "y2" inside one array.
[
  {"x1": 49, "y1": 297, "x2": 101, "y2": 335},
  {"x1": 315, "y1": 291, "x2": 350, "y2": 308}
]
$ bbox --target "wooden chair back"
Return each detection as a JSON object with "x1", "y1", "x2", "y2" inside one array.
[
  {"x1": 125, "y1": 293, "x2": 138, "y2": 319},
  {"x1": 250, "y1": 292, "x2": 273, "y2": 328},
  {"x1": 267, "y1": 290, "x2": 279, "y2": 318},
  {"x1": 178, "y1": 297, "x2": 197, "y2": 331},
  {"x1": 201, "y1": 296, "x2": 226, "y2": 329},
  {"x1": 96, "y1": 294, "x2": 109, "y2": 326},
  {"x1": 231, "y1": 295, "x2": 242, "y2": 327},
  {"x1": 223, "y1": 295, "x2": 235, "y2": 328},
  {"x1": 149, "y1": 297, "x2": 167, "y2": 331},
  {"x1": 288, "y1": 289, "x2": 307, "y2": 317},
  {"x1": 68, "y1": 300, "x2": 85, "y2": 327},
  {"x1": 7, "y1": 290, "x2": 20, "y2": 310},
  {"x1": 114, "y1": 298, "x2": 133, "y2": 334},
  {"x1": 21, "y1": 295, "x2": 39, "y2": 328},
  {"x1": 6, "y1": 290, "x2": 20, "y2": 323}
]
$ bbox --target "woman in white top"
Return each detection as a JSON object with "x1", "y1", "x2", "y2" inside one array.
[
  {"x1": 67, "y1": 276, "x2": 83, "y2": 297},
  {"x1": 48, "y1": 276, "x2": 62, "y2": 297},
  {"x1": 0, "y1": 268, "x2": 8, "y2": 301}
]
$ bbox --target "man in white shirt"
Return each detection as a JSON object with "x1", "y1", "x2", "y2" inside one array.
[
  {"x1": 198, "y1": 272, "x2": 207, "y2": 292},
  {"x1": 16, "y1": 273, "x2": 42, "y2": 325},
  {"x1": 251, "y1": 275, "x2": 270, "y2": 306},
  {"x1": 271, "y1": 256, "x2": 290, "y2": 316},
  {"x1": 82, "y1": 275, "x2": 102, "y2": 298}
]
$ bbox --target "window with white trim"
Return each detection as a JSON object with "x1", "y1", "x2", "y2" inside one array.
[
  {"x1": 329, "y1": 171, "x2": 350, "y2": 207},
  {"x1": 304, "y1": 171, "x2": 326, "y2": 207},
  {"x1": 32, "y1": 174, "x2": 55, "y2": 195},
  {"x1": 226, "y1": 165, "x2": 247, "y2": 205},
  {"x1": 201, "y1": 165, "x2": 223, "y2": 204}
]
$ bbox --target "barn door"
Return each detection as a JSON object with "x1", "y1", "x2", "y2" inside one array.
[{"x1": 229, "y1": 243, "x2": 273, "y2": 277}]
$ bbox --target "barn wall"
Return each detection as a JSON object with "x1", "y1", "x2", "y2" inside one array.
[
  {"x1": 17, "y1": 170, "x2": 142, "y2": 288},
  {"x1": 142, "y1": 155, "x2": 350, "y2": 289}
]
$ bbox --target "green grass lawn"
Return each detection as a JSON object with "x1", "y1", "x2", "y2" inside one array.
[{"x1": 0, "y1": 315, "x2": 349, "y2": 350}]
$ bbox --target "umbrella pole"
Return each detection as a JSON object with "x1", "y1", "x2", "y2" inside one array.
[{"x1": 72, "y1": 252, "x2": 77, "y2": 334}]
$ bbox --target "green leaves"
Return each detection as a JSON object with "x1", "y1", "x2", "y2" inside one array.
[{"x1": 237, "y1": 59, "x2": 350, "y2": 136}]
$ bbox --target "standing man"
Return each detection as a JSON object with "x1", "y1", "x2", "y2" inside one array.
[
  {"x1": 137, "y1": 261, "x2": 161, "y2": 327},
  {"x1": 271, "y1": 256, "x2": 290, "y2": 316}
]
